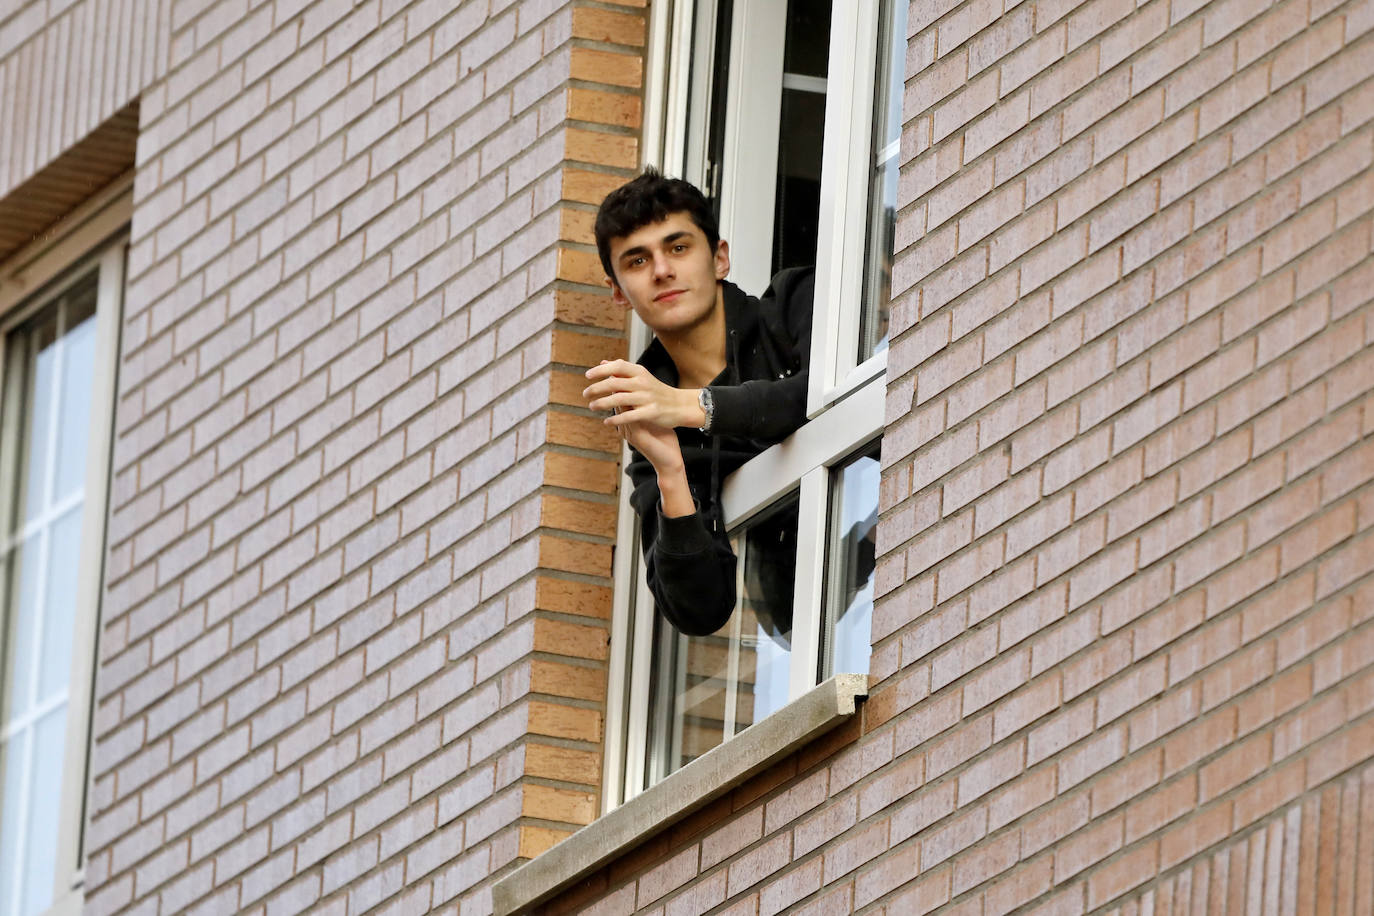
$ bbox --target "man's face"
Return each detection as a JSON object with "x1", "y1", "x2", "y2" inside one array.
[{"x1": 606, "y1": 213, "x2": 730, "y2": 335}]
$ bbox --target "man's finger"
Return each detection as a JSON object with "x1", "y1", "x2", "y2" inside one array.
[
  {"x1": 582, "y1": 383, "x2": 631, "y2": 405},
  {"x1": 583, "y1": 373, "x2": 653, "y2": 401},
  {"x1": 584, "y1": 359, "x2": 639, "y2": 381},
  {"x1": 603, "y1": 405, "x2": 664, "y2": 428},
  {"x1": 588, "y1": 391, "x2": 644, "y2": 412},
  {"x1": 582, "y1": 375, "x2": 637, "y2": 398}
]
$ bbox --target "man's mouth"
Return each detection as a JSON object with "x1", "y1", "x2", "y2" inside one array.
[{"x1": 654, "y1": 289, "x2": 686, "y2": 302}]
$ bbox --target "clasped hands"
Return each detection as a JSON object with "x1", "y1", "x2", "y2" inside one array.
[
  {"x1": 582, "y1": 362, "x2": 704, "y2": 515},
  {"x1": 582, "y1": 360, "x2": 705, "y2": 431}
]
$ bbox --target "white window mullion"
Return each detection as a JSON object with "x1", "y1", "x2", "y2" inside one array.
[
  {"x1": 723, "y1": 604, "x2": 743, "y2": 738},
  {"x1": 621, "y1": 572, "x2": 657, "y2": 801},
  {"x1": 788, "y1": 467, "x2": 829, "y2": 701},
  {"x1": 668, "y1": 627, "x2": 688, "y2": 775},
  {"x1": 602, "y1": 467, "x2": 641, "y2": 810}
]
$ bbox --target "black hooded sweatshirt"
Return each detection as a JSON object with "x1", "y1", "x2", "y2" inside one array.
[{"x1": 626, "y1": 267, "x2": 815, "y2": 636}]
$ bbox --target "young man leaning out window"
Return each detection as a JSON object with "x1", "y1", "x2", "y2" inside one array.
[{"x1": 583, "y1": 170, "x2": 813, "y2": 637}]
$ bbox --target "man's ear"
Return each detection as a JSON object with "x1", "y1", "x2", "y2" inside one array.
[
  {"x1": 714, "y1": 239, "x2": 731, "y2": 280},
  {"x1": 608, "y1": 277, "x2": 631, "y2": 308}
]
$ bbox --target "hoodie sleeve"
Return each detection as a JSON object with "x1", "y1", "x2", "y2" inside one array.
[
  {"x1": 627, "y1": 446, "x2": 737, "y2": 637},
  {"x1": 704, "y1": 267, "x2": 815, "y2": 442}
]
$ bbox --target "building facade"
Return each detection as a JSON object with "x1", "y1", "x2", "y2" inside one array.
[{"x1": 0, "y1": 0, "x2": 1371, "y2": 913}]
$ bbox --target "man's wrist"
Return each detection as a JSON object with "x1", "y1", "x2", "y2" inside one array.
[
  {"x1": 696, "y1": 387, "x2": 714, "y2": 433},
  {"x1": 657, "y1": 466, "x2": 694, "y2": 518},
  {"x1": 680, "y1": 388, "x2": 707, "y2": 430},
  {"x1": 647, "y1": 452, "x2": 684, "y2": 476}
]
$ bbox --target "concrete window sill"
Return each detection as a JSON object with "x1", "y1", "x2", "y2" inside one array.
[{"x1": 492, "y1": 673, "x2": 869, "y2": 916}]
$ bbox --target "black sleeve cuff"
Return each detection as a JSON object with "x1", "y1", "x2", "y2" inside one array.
[
  {"x1": 705, "y1": 383, "x2": 752, "y2": 438},
  {"x1": 656, "y1": 502, "x2": 714, "y2": 555}
]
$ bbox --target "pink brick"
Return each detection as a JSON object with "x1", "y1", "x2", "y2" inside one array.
[
  {"x1": 795, "y1": 797, "x2": 858, "y2": 858},
  {"x1": 820, "y1": 819, "x2": 887, "y2": 885}
]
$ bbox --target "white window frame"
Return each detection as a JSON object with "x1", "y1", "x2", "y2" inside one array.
[
  {"x1": 602, "y1": 0, "x2": 895, "y2": 809},
  {"x1": 809, "y1": 0, "x2": 891, "y2": 413},
  {"x1": 0, "y1": 177, "x2": 130, "y2": 916}
]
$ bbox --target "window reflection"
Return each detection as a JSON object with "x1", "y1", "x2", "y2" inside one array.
[
  {"x1": 861, "y1": 0, "x2": 908, "y2": 361},
  {"x1": 826, "y1": 448, "x2": 880, "y2": 677},
  {"x1": 649, "y1": 498, "x2": 798, "y2": 775}
]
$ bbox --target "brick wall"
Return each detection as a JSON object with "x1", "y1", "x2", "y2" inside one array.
[
  {"x1": 1108, "y1": 757, "x2": 1374, "y2": 914},
  {"x1": 0, "y1": 0, "x2": 655, "y2": 913},
  {"x1": 4, "y1": 0, "x2": 1372, "y2": 909},
  {"x1": 538, "y1": 0, "x2": 1374, "y2": 911}
]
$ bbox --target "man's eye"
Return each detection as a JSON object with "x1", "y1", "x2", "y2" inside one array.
[{"x1": 673, "y1": 244, "x2": 688, "y2": 253}]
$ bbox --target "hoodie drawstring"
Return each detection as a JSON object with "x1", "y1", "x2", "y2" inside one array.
[{"x1": 708, "y1": 327, "x2": 742, "y2": 536}]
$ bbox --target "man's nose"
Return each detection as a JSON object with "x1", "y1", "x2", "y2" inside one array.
[{"x1": 651, "y1": 250, "x2": 674, "y2": 280}]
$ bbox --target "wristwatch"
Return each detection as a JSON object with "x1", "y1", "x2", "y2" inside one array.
[{"x1": 698, "y1": 387, "x2": 715, "y2": 434}]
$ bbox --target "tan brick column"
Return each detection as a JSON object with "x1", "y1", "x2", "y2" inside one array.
[{"x1": 505, "y1": 0, "x2": 649, "y2": 864}]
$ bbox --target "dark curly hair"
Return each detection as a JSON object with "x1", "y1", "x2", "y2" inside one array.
[{"x1": 594, "y1": 168, "x2": 720, "y2": 282}]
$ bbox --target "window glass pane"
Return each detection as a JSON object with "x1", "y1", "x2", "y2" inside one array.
[
  {"x1": 4, "y1": 538, "x2": 42, "y2": 724},
  {"x1": 825, "y1": 446, "x2": 880, "y2": 677},
  {"x1": 23, "y1": 708, "x2": 64, "y2": 916},
  {"x1": 773, "y1": 87, "x2": 827, "y2": 274},
  {"x1": 648, "y1": 498, "x2": 798, "y2": 776},
  {"x1": 860, "y1": 0, "x2": 909, "y2": 362},
  {"x1": 20, "y1": 315, "x2": 57, "y2": 525},
  {"x1": 697, "y1": 0, "x2": 734, "y2": 207},
  {"x1": 0, "y1": 283, "x2": 98, "y2": 916},
  {"x1": 39, "y1": 507, "x2": 82, "y2": 703},
  {"x1": 782, "y1": 0, "x2": 830, "y2": 77},
  {"x1": 55, "y1": 288, "x2": 97, "y2": 503},
  {"x1": 0, "y1": 732, "x2": 27, "y2": 909},
  {"x1": 735, "y1": 501, "x2": 797, "y2": 726},
  {"x1": 772, "y1": 0, "x2": 831, "y2": 274}
]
